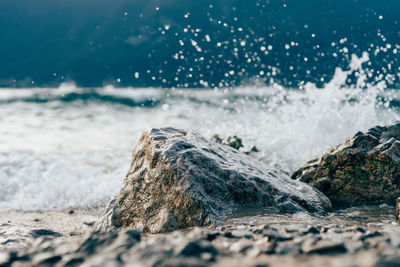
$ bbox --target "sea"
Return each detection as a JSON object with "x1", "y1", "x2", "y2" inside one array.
[{"x1": 0, "y1": 0, "x2": 399, "y2": 210}]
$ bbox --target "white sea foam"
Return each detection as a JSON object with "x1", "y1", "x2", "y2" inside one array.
[{"x1": 0, "y1": 54, "x2": 399, "y2": 210}]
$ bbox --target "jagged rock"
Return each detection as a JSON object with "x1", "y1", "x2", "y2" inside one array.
[
  {"x1": 97, "y1": 128, "x2": 331, "y2": 233},
  {"x1": 292, "y1": 123, "x2": 400, "y2": 207}
]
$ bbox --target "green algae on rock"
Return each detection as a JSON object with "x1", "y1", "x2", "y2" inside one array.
[
  {"x1": 96, "y1": 128, "x2": 331, "y2": 234},
  {"x1": 292, "y1": 123, "x2": 400, "y2": 208}
]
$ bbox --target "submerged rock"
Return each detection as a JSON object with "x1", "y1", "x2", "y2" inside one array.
[
  {"x1": 97, "y1": 128, "x2": 331, "y2": 234},
  {"x1": 292, "y1": 122, "x2": 400, "y2": 207}
]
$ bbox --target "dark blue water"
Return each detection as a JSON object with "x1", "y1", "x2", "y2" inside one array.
[
  {"x1": 1, "y1": 0, "x2": 400, "y2": 211},
  {"x1": 0, "y1": 0, "x2": 399, "y2": 88}
]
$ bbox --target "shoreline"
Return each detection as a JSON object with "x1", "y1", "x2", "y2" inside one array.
[
  {"x1": 0, "y1": 208, "x2": 102, "y2": 251},
  {"x1": 1, "y1": 205, "x2": 399, "y2": 266}
]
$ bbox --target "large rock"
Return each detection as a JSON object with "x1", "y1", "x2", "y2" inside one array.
[
  {"x1": 97, "y1": 128, "x2": 331, "y2": 233},
  {"x1": 292, "y1": 123, "x2": 400, "y2": 207}
]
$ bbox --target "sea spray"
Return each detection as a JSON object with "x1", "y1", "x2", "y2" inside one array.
[{"x1": 0, "y1": 54, "x2": 399, "y2": 210}]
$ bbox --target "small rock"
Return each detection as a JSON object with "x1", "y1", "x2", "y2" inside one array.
[
  {"x1": 302, "y1": 239, "x2": 347, "y2": 254},
  {"x1": 263, "y1": 229, "x2": 293, "y2": 242},
  {"x1": 30, "y1": 229, "x2": 62, "y2": 238},
  {"x1": 63, "y1": 256, "x2": 85, "y2": 266},
  {"x1": 355, "y1": 226, "x2": 367, "y2": 233},
  {"x1": 229, "y1": 239, "x2": 253, "y2": 253},
  {"x1": 179, "y1": 240, "x2": 217, "y2": 258},
  {"x1": 275, "y1": 241, "x2": 301, "y2": 255},
  {"x1": 32, "y1": 253, "x2": 62, "y2": 265},
  {"x1": 230, "y1": 230, "x2": 253, "y2": 239},
  {"x1": 253, "y1": 238, "x2": 275, "y2": 254},
  {"x1": 360, "y1": 231, "x2": 382, "y2": 241},
  {"x1": 327, "y1": 228, "x2": 344, "y2": 234},
  {"x1": 205, "y1": 232, "x2": 219, "y2": 241},
  {"x1": 306, "y1": 226, "x2": 320, "y2": 235},
  {"x1": 82, "y1": 216, "x2": 97, "y2": 226}
]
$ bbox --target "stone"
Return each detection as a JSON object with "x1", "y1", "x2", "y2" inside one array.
[
  {"x1": 263, "y1": 229, "x2": 293, "y2": 242},
  {"x1": 306, "y1": 226, "x2": 320, "y2": 235},
  {"x1": 292, "y1": 123, "x2": 400, "y2": 207},
  {"x1": 360, "y1": 231, "x2": 382, "y2": 241},
  {"x1": 179, "y1": 239, "x2": 218, "y2": 257},
  {"x1": 96, "y1": 128, "x2": 332, "y2": 233},
  {"x1": 253, "y1": 238, "x2": 275, "y2": 254},
  {"x1": 229, "y1": 239, "x2": 253, "y2": 253},
  {"x1": 301, "y1": 239, "x2": 347, "y2": 254},
  {"x1": 230, "y1": 229, "x2": 253, "y2": 239},
  {"x1": 32, "y1": 253, "x2": 62, "y2": 266},
  {"x1": 29, "y1": 229, "x2": 62, "y2": 238}
]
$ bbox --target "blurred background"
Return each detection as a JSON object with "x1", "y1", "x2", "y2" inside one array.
[
  {"x1": 1, "y1": 0, "x2": 400, "y2": 211},
  {"x1": 1, "y1": 0, "x2": 399, "y2": 88}
]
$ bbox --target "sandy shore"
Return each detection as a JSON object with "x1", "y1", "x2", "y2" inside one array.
[
  {"x1": 0, "y1": 208, "x2": 101, "y2": 250},
  {"x1": 1, "y1": 205, "x2": 400, "y2": 266}
]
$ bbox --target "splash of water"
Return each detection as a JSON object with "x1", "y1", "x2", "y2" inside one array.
[
  {"x1": 0, "y1": 53, "x2": 399, "y2": 210},
  {"x1": 203, "y1": 52, "x2": 398, "y2": 171}
]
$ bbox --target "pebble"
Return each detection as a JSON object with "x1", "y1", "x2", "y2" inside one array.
[
  {"x1": 29, "y1": 229, "x2": 63, "y2": 238},
  {"x1": 1, "y1": 210, "x2": 400, "y2": 266},
  {"x1": 302, "y1": 239, "x2": 347, "y2": 254},
  {"x1": 230, "y1": 229, "x2": 253, "y2": 239}
]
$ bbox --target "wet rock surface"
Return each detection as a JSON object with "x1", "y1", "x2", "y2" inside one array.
[
  {"x1": 292, "y1": 122, "x2": 400, "y2": 207},
  {"x1": 2, "y1": 206, "x2": 400, "y2": 267},
  {"x1": 97, "y1": 128, "x2": 331, "y2": 233}
]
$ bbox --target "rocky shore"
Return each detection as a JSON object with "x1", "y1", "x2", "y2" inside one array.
[
  {"x1": 2, "y1": 125, "x2": 400, "y2": 266},
  {"x1": 0, "y1": 205, "x2": 399, "y2": 267}
]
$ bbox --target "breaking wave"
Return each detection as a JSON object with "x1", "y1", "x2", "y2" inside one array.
[{"x1": 0, "y1": 53, "x2": 399, "y2": 210}]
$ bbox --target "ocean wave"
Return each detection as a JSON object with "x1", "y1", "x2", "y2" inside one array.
[
  {"x1": 0, "y1": 84, "x2": 163, "y2": 107},
  {"x1": 1, "y1": 54, "x2": 400, "y2": 210},
  {"x1": 0, "y1": 151, "x2": 127, "y2": 210}
]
